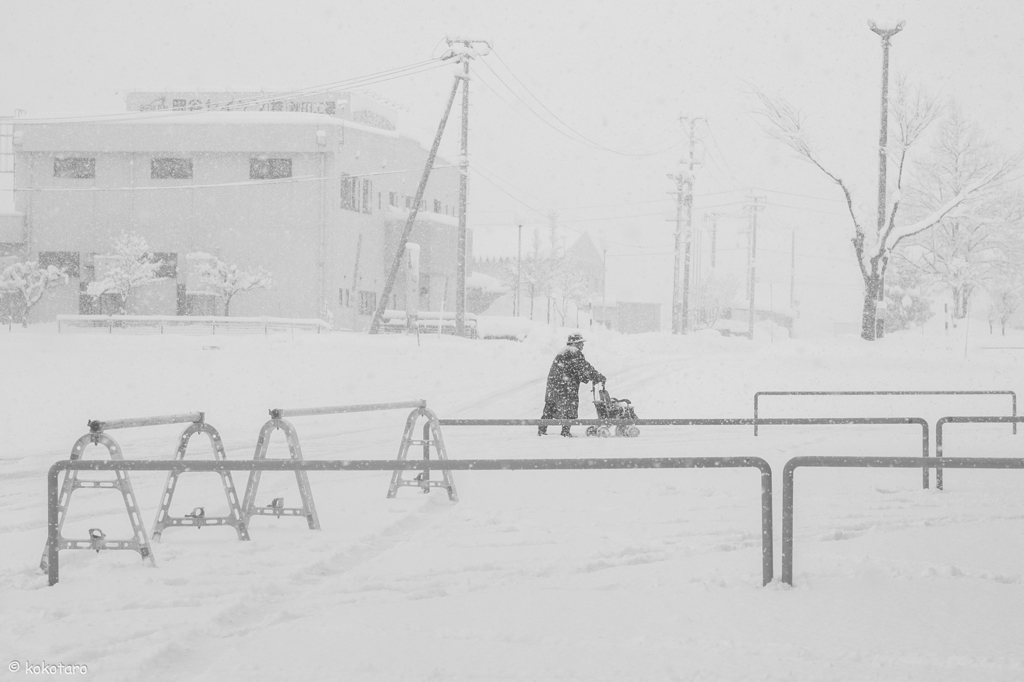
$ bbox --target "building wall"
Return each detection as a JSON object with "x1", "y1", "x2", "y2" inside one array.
[{"x1": 12, "y1": 114, "x2": 462, "y2": 327}]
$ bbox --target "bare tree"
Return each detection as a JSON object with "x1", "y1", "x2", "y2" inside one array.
[{"x1": 754, "y1": 81, "x2": 1019, "y2": 340}]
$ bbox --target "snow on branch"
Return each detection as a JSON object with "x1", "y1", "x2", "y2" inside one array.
[{"x1": 195, "y1": 257, "x2": 273, "y2": 316}]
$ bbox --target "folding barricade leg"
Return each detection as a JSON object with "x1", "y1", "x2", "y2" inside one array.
[
  {"x1": 151, "y1": 420, "x2": 249, "y2": 541},
  {"x1": 240, "y1": 416, "x2": 320, "y2": 529},
  {"x1": 40, "y1": 430, "x2": 154, "y2": 572},
  {"x1": 387, "y1": 406, "x2": 458, "y2": 501}
]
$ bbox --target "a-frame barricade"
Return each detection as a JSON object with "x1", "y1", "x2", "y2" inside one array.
[
  {"x1": 39, "y1": 413, "x2": 205, "y2": 572},
  {"x1": 387, "y1": 405, "x2": 458, "y2": 501},
  {"x1": 151, "y1": 417, "x2": 249, "y2": 541},
  {"x1": 240, "y1": 412, "x2": 321, "y2": 530}
]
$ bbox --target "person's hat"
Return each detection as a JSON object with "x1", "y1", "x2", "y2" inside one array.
[{"x1": 567, "y1": 333, "x2": 585, "y2": 345}]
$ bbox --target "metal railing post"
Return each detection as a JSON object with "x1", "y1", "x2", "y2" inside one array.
[{"x1": 781, "y1": 455, "x2": 1024, "y2": 585}]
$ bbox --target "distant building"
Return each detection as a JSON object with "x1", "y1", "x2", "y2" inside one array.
[{"x1": 0, "y1": 91, "x2": 465, "y2": 328}]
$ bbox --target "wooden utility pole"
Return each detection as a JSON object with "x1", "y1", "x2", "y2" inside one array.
[
  {"x1": 455, "y1": 43, "x2": 470, "y2": 336},
  {"x1": 447, "y1": 36, "x2": 492, "y2": 337},
  {"x1": 668, "y1": 116, "x2": 700, "y2": 334}
]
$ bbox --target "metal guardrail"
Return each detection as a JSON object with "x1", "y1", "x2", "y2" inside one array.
[
  {"x1": 754, "y1": 390, "x2": 1017, "y2": 437},
  {"x1": 934, "y1": 416, "x2": 1024, "y2": 490},
  {"x1": 781, "y1": 456, "x2": 1024, "y2": 585},
  {"x1": 439, "y1": 417, "x2": 932, "y2": 488},
  {"x1": 45, "y1": 456, "x2": 774, "y2": 587}
]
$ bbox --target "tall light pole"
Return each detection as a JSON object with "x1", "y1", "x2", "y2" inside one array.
[{"x1": 868, "y1": 19, "x2": 904, "y2": 339}]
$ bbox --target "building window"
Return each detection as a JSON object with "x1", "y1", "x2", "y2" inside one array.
[
  {"x1": 404, "y1": 196, "x2": 412, "y2": 209},
  {"x1": 38, "y1": 251, "x2": 80, "y2": 278},
  {"x1": 150, "y1": 252, "x2": 178, "y2": 278},
  {"x1": 151, "y1": 158, "x2": 193, "y2": 179},
  {"x1": 361, "y1": 179, "x2": 372, "y2": 214},
  {"x1": 357, "y1": 290, "x2": 376, "y2": 315},
  {"x1": 433, "y1": 199, "x2": 441, "y2": 213},
  {"x1": 54, "y1": 157, "x2": 95, "y2": 179},
  {"x1": 341, "y1": 174, "x2": 358, "y2": 211},
  {"x1": 389, "y1": 191, "x2": 397, "y2": 207},
  {"x1": 250, "y1": 158, "x2": 292, "y2": 180}
]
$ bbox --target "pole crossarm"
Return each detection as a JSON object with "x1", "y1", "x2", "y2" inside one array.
[
  {"x1": 269, "y1": 401, "x2": 426, "y2": 419},
  {"x1": 88, "y1": 412, "x2": 205, "y2": 433},
  {"x1": 46, "y1": 456, "x2": 773, "y2": 587},
  {"x1": 781, "y1": 455, "x2": 1023, "y2": 585}
]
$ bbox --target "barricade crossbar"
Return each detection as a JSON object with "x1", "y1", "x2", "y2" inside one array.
[
  {"x1": 89, "y1": 412, "x2": 204, "y2": 433},
  {"x1": 781, "y1": 455, "x2": 1024, "y2": 585},
  {"x1": 934, "y1": 416, "x2": 1024, "y2": 490},
  {"x1": 269, "y1": 401, "x2": 426, "y2": 419},
  {"x1": 45, "y1": 456, "x2": 774, "y2": 587}
]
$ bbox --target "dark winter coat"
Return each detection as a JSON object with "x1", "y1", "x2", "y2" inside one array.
[{"x1": 545, "y1": 345, "x2": 603, "y2": 403}]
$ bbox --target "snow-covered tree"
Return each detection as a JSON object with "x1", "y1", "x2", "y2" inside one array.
[
  {"x1": 755, "y1": 80, "x2": 1020, "y2": 340},
  {"x1": 883, "y1": 253, "x2": 934, "y2": 332},
  {"x1": 87, "y1": 232, "x2": 161, "y2": 314},
  {"x1": 900, "y1": 108, "x2": 1024, "y2": 323},
  {"x1": 690, "y1": 270, "x2": 739, "y2": 330},
  {"x1": 0, "y1": 261, "x2": 68, "y2": 327},
  {"x1": 196, "y1": 258, "x2": 272, "y2": 316}
]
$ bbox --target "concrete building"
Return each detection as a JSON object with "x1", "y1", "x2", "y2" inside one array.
[{"x1": 0, "y1": 90, "x2": 465, "y2": 329}]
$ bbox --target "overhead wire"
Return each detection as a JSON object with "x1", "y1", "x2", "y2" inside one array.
[{"x1": 481, "y1": 50, "x2": 685, "y2": 157}]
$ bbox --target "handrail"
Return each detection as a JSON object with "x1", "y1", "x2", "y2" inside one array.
[
  {"x1": 439, "y1": 417, "x2": 931, "y2": 488},
  {"x1": 781, "y1": 456, "x2": 1024, "y2": 585},
  {"x1": 934, "y1": 416, "x2": 1024, "y2": 490},
  {"x1": 45, "y1": 456, "x2": 774, "y2": 587},
  {"x1": 754, "y1": 390, "x2": 1016, "y2": 436}
]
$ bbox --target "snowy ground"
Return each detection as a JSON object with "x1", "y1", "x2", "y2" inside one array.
[{"x1": 2, "y1": 323, "x2": 1024, "y2": 681}]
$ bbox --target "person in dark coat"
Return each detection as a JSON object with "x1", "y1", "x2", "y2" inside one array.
[{"x1": 539, "y1": 333, "x2": 605, "y2": 437}]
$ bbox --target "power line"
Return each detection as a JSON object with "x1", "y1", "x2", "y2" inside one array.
[{"x1": 482, "y1": 50, "x2": 686, "y2": 157}]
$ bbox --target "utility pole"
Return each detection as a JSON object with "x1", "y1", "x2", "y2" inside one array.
[
  {"x1": 602, "y1": 248, "x2": 608, "y2": 329},
  {"x1": 515, "y1": 219, "x2": 522, "y2": 317},
  {"x1": 868, "y1": 19, "x2": 904, "y2": 340},
  {"x1": 790, "y1": 230, "x2": 797, "y2": 309},
  {"x1": 667, "y1": 116, "x2": 700, "y2": 334},
  {"x1": 447, "y1": 36, "x2": 492, "y2": 337},
  {"x1": 745, "y1": 194, "x2": 765, "y2": 339}
]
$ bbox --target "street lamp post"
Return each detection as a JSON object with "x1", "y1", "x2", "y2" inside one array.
[{"x1": 868, "y1": 19, "x2": 904, "y2": 340}]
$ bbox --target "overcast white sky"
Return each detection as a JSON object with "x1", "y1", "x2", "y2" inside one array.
[{"x1": 2, "y1": 0, "x2": 1021, "y2": 319}]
